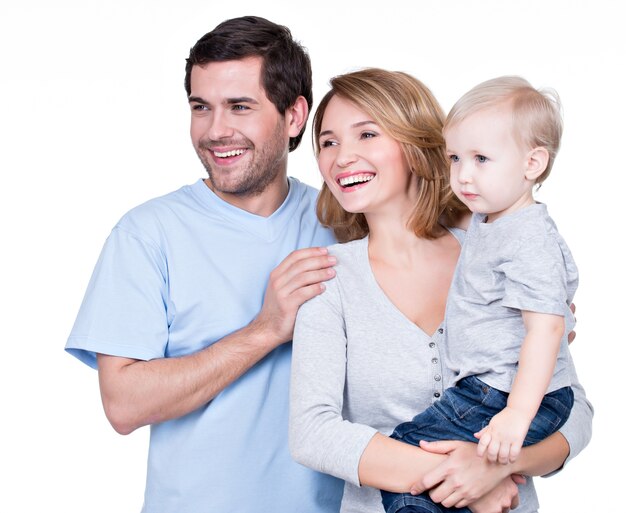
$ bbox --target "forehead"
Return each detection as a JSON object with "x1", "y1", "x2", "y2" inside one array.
[
  {"x1": 446, "y1": 105, "x2": 517, "y2": 146},
  {"x1": 321, "y1": 96, "x2": 371, "y2": 128},
  {"x1": 189, "y1": 56, "x2": 267, "y2": 101}
]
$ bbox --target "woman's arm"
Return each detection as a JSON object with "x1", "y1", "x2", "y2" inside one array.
[
  {"x1": 547, "y1": 349, "x2": 593, "y2": 472},
  {"x1": 289, "y1": 279, "x2": 379, "y2": 484},
  {"x1": 357, "y1": 433, "x2": 446, "y2": 492}
]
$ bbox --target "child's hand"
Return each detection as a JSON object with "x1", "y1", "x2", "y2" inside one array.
[{"x1": 474, "y1": 407, "x2": 531, "y2": 464}]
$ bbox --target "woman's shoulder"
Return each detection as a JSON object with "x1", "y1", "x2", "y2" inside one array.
[
  {"x1": 324, "y1": 237, "x2": 370, "y2": 288},
  {"x1": 327, "y1": 236, "x2": 368, "y2": 258},
  {"x1": 446, "y1": 226, "x2": 466, "y2": 245}
]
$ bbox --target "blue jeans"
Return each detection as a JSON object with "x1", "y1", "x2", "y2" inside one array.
[{"x1": 381, "y1": 376, "x2": 573, "y2": 513}]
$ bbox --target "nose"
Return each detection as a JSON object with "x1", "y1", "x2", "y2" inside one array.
[
  {"x1": 336, "y1": 142, "x2": 358, "y2": 168},
  {"x1": 457, "y1": 162, "x2": 473, "y2": 184},
  {"x1": 207, "y1": 110, "x2": 234, "y2": 140}
]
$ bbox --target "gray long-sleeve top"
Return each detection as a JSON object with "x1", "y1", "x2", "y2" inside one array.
[{"x1": 289, "y1": 235, "x2": 593, "y2": 513}]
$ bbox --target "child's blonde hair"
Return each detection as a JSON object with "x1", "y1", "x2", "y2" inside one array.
[{"x1": 444, "y1": 76, "x2": 563, "y2": 184}]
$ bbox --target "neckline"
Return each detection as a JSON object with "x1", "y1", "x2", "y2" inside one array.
[
  {"x1": 190, "y1": 177, "x2": 302, "y2": 241},
  {"x1": 358, "y1": 235, "x2": 452, "y2": 338}
]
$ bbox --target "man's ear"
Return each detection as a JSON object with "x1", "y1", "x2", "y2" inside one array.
[
  {"x1": 286, "y1": 96, "x2": 309, "y2": 137},
  {"x1": 524, "y1": 147, "x2": 550, "y2": 181}
]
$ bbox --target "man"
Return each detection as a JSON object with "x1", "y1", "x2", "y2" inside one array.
[{"x1": 66, "y1": 16, "x2": 343, "y2": 512}]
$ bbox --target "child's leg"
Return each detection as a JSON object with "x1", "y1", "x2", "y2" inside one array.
[
  {"x1": 381, "y1": 495, "x2": 462, "y2": 513},
  {"x1": 523, "y1": 385, "x2": 574, "y2": 446},
  {"x1": 381, "y1": 376, "x2": 504, "y2": 513}
]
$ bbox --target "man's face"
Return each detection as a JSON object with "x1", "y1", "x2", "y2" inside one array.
[{"x1": 189, "y1": 57, "x2": 290, "y2": 198}]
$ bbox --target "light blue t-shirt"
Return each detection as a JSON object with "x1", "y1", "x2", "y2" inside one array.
[{"x1": 66, "y1": 177, "x2": 342, "y2": 513}]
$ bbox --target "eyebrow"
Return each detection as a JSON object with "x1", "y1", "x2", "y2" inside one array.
[
  {"x1": 187, "y1": 96, "x2": 259, "y2": 105},
  {"x1": 319, "y1": 120, "x2": 376, "y2": 138}
]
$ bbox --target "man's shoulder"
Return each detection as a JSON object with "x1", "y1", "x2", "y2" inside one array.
[
  {"x1": 289, "y1": 176, "x2": 321, "y2": 202},
  {"x1": 115, "y1": 181, "x2": 199, "y2": 234}
]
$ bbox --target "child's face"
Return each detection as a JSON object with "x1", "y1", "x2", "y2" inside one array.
[{"x1": 445, "y1": 105, "x2": 536, "y2": 222}]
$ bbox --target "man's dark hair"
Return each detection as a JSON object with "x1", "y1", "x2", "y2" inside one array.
[{"x1": 185, "y1": 16, "x2": 312, "y2": 152}]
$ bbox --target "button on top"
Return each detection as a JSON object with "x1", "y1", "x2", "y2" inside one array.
[
  {"x1": 429, "y1": 342, "x2": 435, "y2": 348},
  {"x1": 438, "y1": 328, "x2": 444, "y2": 334},
  {"x1": 431, "y1": 358, "x2": 438, "y2": 364},
  {"x1": 434, "y1": 374, "x2": 441, "y2": 381}
]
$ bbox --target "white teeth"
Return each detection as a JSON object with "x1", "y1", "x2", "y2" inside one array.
[
  {"x1": 338, "y1": 174, "x2": 375, "y2": 187},
  {"x1": 214, "y1": 149, "x2": 245, "y2": 158}
]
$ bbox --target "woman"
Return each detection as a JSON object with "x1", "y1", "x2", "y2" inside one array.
[{"x1": 289, "y1": 68, "x2": 592, "y2": 513}]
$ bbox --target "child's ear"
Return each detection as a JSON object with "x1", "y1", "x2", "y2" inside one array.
[{"x1": 524, "y1": 147, "x2": 549, "y2": 181}]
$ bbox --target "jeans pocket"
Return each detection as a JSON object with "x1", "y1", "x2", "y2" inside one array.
[{"x1": 447, "y1": 377, "x2": 505, "y2": 420}]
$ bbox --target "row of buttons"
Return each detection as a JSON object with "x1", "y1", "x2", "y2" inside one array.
[{"x1": 431, "y1": 328, "x2": 444, "y2": 399}]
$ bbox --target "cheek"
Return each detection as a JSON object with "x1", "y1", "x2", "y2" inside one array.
[
  {"x1": 190, "y1": 119, "x2": 205, "y2": 144},
  {"x1": 317, "y1": 155, "x2": 334, "y2": 183},
  {"x1": 449, "y1": 168, "x2": 460, "y2": 186}
]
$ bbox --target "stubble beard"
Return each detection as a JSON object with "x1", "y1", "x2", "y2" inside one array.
[{"x1": 196, "y1": 120, "x2": 288, "y2": 197}]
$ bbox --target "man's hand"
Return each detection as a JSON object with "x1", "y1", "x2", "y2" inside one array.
[
  {"x1": 475, "y1": 407, "x2": 531, "y2": 464},
  {"x1": 250, "y1": 247, "x2": 336, "y2": 348}
]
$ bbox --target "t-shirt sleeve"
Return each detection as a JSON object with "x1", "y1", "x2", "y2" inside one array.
[
  {"x1": 65, "y1": 225, "x2": 170, "y2": 369},
  {"x1": 499, "y1": 237, "x2": 571, "y2": 316},
  {"x1": 289, "y1": 276, "x2": 377, "y2": 486}
]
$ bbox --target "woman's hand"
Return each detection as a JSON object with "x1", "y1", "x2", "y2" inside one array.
[
  {"x1": 468, "y1": 475, "x2": 524, "y2": 513},
  {"x1": 412, "y1": 440, "x2": 513, "y2": 508}
]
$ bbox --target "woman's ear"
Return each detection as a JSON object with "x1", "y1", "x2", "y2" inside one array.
[{"x1": 524, "y1": 147, "x2": 550, "y2": 181}]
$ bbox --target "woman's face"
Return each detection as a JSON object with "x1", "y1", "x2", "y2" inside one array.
[{"x1": 317, "y1": 95, "x2": 416, "y2": 216}]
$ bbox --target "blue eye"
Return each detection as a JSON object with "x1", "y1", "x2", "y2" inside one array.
[
  {"x1": 192, "y1": 104, "x2": 209, "y2": 111},
  {"x1": 448, "y1": 154, "x2": 459, "y2": 163},
  {"x1": 476, "y1": 155, "x2": 488, "y2": 163},
  {"x1": 232, "y1": 105, "x2": 249, "y2": 111}
]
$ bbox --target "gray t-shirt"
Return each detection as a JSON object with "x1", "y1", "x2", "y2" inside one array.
[
  {"x1": 289, "y1": 233, "x2": 592, "y2": 513},
  {"x1": 444, "y1": 204, "x2": 578, "y2": 392}
]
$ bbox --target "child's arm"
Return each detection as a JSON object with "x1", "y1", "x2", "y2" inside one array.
[{"x1": 475, "y1": 311, "x2": 565, "y2": 464}]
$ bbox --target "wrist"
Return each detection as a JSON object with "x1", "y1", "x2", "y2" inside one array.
[{"x1": 245, "y1": 317, "x2": 285, "y2": 350}]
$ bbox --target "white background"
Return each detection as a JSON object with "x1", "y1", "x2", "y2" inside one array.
[{"x1": 1, "y1": 1, "x2": 622, "y2": 511}]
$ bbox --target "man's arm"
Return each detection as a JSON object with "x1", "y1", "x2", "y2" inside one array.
[{"x1": 98, "y1": 247, "x2": 336, "y2": 435}]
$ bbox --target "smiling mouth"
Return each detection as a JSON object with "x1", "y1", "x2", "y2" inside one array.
[
  {"x1": 213, "y1": 149, "x2": 246, "y2": 158},
  {"x1": 337, "y1": 173, "x2": 375, "y2": 188}
]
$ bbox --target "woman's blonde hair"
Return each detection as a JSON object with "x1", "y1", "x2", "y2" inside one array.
[
  {"x1": 444, "y1": 76, "x2": 563, "y2": 184},
  {"x1": 313, "y1": 68, "x2": 466, "y2": 243}
]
